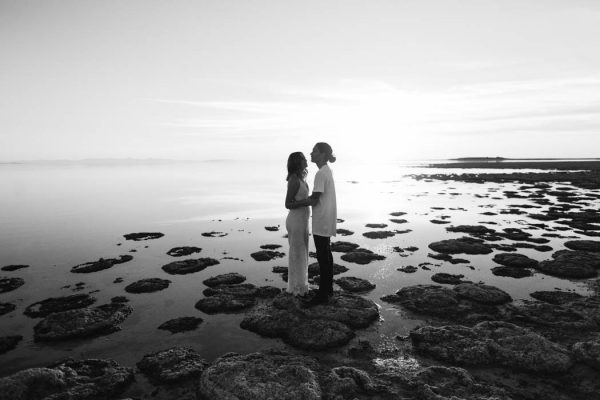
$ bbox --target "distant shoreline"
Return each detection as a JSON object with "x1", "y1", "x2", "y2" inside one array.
[{"x1": 429, "y1": 160, "x2": 600, "y2": 170}]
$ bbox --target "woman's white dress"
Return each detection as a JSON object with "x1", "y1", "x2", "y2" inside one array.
[{"x1": 286, "y1": 180, "x2": 310, "y2": 295}]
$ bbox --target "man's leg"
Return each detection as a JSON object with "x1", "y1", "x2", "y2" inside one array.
[{"x1": 313, "y1": 234, "x2": 333, "y2": 298}]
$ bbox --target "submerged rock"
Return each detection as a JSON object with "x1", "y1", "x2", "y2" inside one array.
[
  {"x1": 341, "y1": 249, "x2": 386, "y2": 265},
  {"x1": 0, "y1": 335, "x2": 22, "y2": 354},
  {"x1": 33, "y1": 303, "x2": 132, "y2": 341},
  {"x1": 428, "y1": 237, "x2": 493, "y2": 255},
  {"x1": 166, "y1": 246, "x2": 202, "y2": 257},
  {"x1": 410, "y1": 321, "x2": 573, "y2": 373},
  {"x1": 203, "y1": 272, "x2": 246, "y2": 287},
  {"x1": 0, "y1": 277, "x2": 25, "y2": 293},
  {"x1": 0, "y1": 358, "x2": 133, "y2": 400},
  {"x1": 492, "y1": 252, "x2": 538, "y2": 268},
  {"x1": 24, "y1": 294, "x2": 97, "y2": 318},
  {"x1": 125, "y1": 278, "x2": 171, "y2": 293},
  {"x1": 123, "y1": 232, "x2": 164, "y2": 241},
  {"x1": 250, "y1": 250, "x2": 285, "y2": 261},
  {"x1": 158, "y1": 317, "x2": 204, "y2": 333},
  {"x1": 335, "y1": 277, "x2": 376, "y2": 292},
  {"x1": 0, "y1": 302, "x2": 16, "y2": 316},
  {"x1": 198, "y1": 350, "x2": 321, "y2": 400},
  {"x1": 162, "y1": 257, "x2": 220, "y2": 275},
  {"x1": 137, "y1": 346, "x2": 208, "y2": 384},
  {"x1": 71, "y1": 255, "x2": 133, "y2": 273}
]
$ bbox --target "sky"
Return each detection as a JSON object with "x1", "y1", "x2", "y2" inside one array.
[{"x1": 1, "y1": 0, "x2": 599, "y2": 162}]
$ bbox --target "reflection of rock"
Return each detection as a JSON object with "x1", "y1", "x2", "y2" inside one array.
[
  {"x1": 158, "y1": 317, "x2": 204, "y2": 333},
  {"x1": 199, "y1": 350, "x2": 321, "y2": 399},
  {"x1": 493, "y1": 252, "x2": 538, "y2": 268},
  {"x1": 564, "y1": 240, "x2": 600, "y2": 252},
  {"x1": 410, "y1": 321, "x2": 573, "y2": 373},
  {"x1": 166, "y1": 246, "x2": 202, "y2": 257},
  {"x1": 341, "y1": 249, "x2": 385, "y2": 265},
  {"x1": 250, "y1": 250, "x2": 285, "y2": 261},
  {"x1": 71, "y1": 255, "x2": 133, "y2": 273},
  {"x1": 24, "y1": 294, "x2": 97, "y2": 318},
  {"x1": 123, "y1": 232, "x2": 164, "y2": 241},
  {"x1": 530, "y1": 290, "x2": 584, "y2": 305},
  {"x1": 33, "y1": 303, "x2": 132, "y2": 341},
  {"x1": 431, "y1": 273, "x2": 469, "y2": 285},
  {"x1": 453, "y1": 283, "x2": 512, "y2": 305},
  {"x1": 0, "y1": 335, "x2": 22, "y2": 354},
  {"x1": 1, "y1": 264, "x2": 28, "y2": 271},
  {"x1": 125, "y1": 278, "x2": 171, "y2": 293},
  {"x1": 331, "y1": 241, "x2": 360, "y2": 252},
  {"x1": 363, "y1": 231, "x2": 396, "y2": 239},
  {"x1": 162, "y1": 258, "x2": 220, "y2": 275},
  {"x1": 428, "y1": 237, "x2": 493, "y2": 255},
  {"x1": 0, "y1": 302, "x2": 16, "y2": 316},
  {"x1": 491, "y1": 266, "x2": 533, "y2": 278},
  {"x1": 0, "y1": 277, "x2": 25, "y2": 293},
  {"x1": 203, "y1": 273, "x2": 246, "y2": 287},
  {"x1": 335, "y1": 277, "x2": 376, "y2": 292},
  {"x1": 137, "y1": 346, "x2": 208, "y2": 384},
  {"x1": 0, "y1": 358, "x2": 133, "y2": 399}
]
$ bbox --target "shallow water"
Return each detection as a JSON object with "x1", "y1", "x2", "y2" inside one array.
[{"x1": 0, "y1": 159, "x2": 597, "y2": 376}]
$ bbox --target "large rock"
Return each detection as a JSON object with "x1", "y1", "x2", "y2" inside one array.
[
  {"x1": 564, "y1": 240, "x2": 600, "y2": 252},
  {"x1": 410, "y1": 321, "x2": 573, "y2": 373},
  {"x1": 0, "y1": 358, "x2": 133, "y2": 400},
  {"x1": 24, "y1": 294, "x2": 97, "y2": 318},
  {"x1": 492, "y1": 252, "x2": 538, "y2": 268},
  {"x1": 198, "y1": 350, "x2": 321, "y2": 400},
  {"x1": 33, "y1": 303, "x2": 132, "y2": 341},
  {"x1": 0, "y1": 335, "x2": 22, "y2": 355},
  {"x1": 71, "y1": 255, "x2": 133, "y2": 273},
  {"x1": 536, "y1": 250, "x2": 600, "y2": 278},
  {"x1": 381, "y1": 285, "x2": 460, "y2": 317},
  {"x1": 137, "y1": 346, "x2": 208, "y2": 384},
  {"x1": 195, "y1": 283, "x2": 281, "y2": 314},
  {"x1": 509, "y1": 301, "x2": 598, "y2": 331},
  {"x1": 125, "y1": 278, "x2": 171, "y2": 293},
  {"x1": 453, "y1": 283, "x2": 512, "y2": 305},
  {"x1": 0, "y1": 277, "x2": 25, "y2": 293},
  {"x1": 161, "y1": 258, "x2": 219, "y2": 275},
  {"x1": 428, "y1": 237, "x2": 493, "y2": 255}
]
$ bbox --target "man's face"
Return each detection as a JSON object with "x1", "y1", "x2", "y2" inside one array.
[{"x1": 310, "y1": 146, "x2": 320, "y2": 163}]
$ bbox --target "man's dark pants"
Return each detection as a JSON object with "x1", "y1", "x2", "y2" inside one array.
[{"x1": 313, "y1": 234, "x2": 333, "y2": 298}]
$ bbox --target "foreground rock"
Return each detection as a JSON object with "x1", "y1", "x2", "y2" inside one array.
[
  {"x1": 195, "y1": 283, "x2": 281, "y2": 314},
  {"x1": 203, "y1": 272, "x2": 246, "y2": 287},
  {"x1": 536, "y1": 250, "x2": 600, "y2": 278},
  {"x1": 341, "y1": 248, "x2": 386, "y2": 264},
  {"x1": 410, "y1": 321, "x2": 573, "y2": 373},
  {"x1": 0, "y1": 358, "x2": 133, "y2": 400},
  {"x1": 137, "y1": 346, "x2": 208, "y2": 384},
  {"x1": 492, "y1": 252, "x2": 538, "y2": 268},
  {"x1": 241, "y1": 293, "x2": 378, "y2": 350},
  {"x1": 335, "y1": 276, "x2": 376, "y2": 292},
  {"x1": 0, "y1": 335, "x2": 22, "y2": 354},
  {"x1": 33, "y1": 303, "x2": 132, "y2": 341},
  {"x1": 428, "y1": 237, "x2": 493, "y2": 255},
  {"x1": 166, "y1": 246, "x2": 202, "y2": 257},
  {"x1": 123, "y1": 232, "x2": 164, "y2": 241},
  {"x1": 158, "y1": 317, "x2": 204, "y2": 333},
  {"x1": 199, "y1": 350, "x2": 321, "y2": 399},
  {"x1": 0, "y1": 277, "x2": 25, "y2": 293},
  {"x1": 162, "y1": 257, "x2": 220, "y2": 275},
  {"x1": 453, "y1": 283, "x2": 512, "y2": 305},
  {"x1": 24, "y1": 294, "x2": 97, "y2": 318},
  {"x1": 71, "y1": 255, "x2": 133, "y2": 273},
  {"x1": 125, "y1": 278, "x2": 171, "y2": 293}
]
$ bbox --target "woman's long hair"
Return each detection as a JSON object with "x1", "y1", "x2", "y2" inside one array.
[
  {"x1": 315, "y1": 142, "x2": 336, "y2": 163},
  {"x1": 286, "y1": 152, "x2": 307, "y2": 181}
]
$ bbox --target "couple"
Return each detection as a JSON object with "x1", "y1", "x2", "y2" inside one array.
[{"x1": 285, "y1": 142, "x2": 337, "y2": 306}]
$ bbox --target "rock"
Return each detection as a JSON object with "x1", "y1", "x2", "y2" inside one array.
[
  {"x1": 125, "y1": 278, "x2": 171, "y2": 293},
  {"x1": 198, "y1": 350, "x2": 321, "y2": 400},
  {"x1": 430, "y1": 219, "x2": 451, "y2": 224},
  {"x1": 137, "y1": 346, "x2": 208, "y2": 383},
  {"x1": 202, "y1": 231, "x2": 228, "y2": 237},
  {"x1": 446, "y1": 225, "x2": 497, "y2": 235},
  {"x1": 250, "y1": 250, "x2": 285, "y2": 261},
  {"x1": 492, "y1": 252, "x2": 538, "y2": 268},
  {"x1": 0, "y1": 302, "x2": 16, "y2": 316},
  {"x1": 0, "y1": 335, "x2": 22, "y2": 354},
  {"x1": 331, "y1": 241, "x2": 360, "y2": 252},
  {"x1": 308, "y1": 262, "x2": 349, "y2": 279},
  {"x1": 413, "y1": 366, "x2": 511, "y2": 400},
  {"x1": 573, "y1": 338, "x2": 600, "y2": 369},
  {"x1": 428, "y1": 253, "x2": 469, "y2": 264},
  {"x1": 24, "y1": 294, "x2": 97, "y2": 318},
  {"x1": 111, "y1": 296, "x2": 129, "y2": 303},
  {"x1": 514, "y1": 242, "x2": 554, "y2": 252},
  {"x1": 264, "y1": 226, "x2": 280, "y2": 231},
  {"x1": 260, "y1": 244, "x2": 282, "y2": 249},
  {"x1": 286, "y1": 319, "x2": 356, "y2": 350},
  {"x1": 536, "y1": 250, "x2": 599, "y2": 278},
  {"x1": 196, "y1": 283, "x2": 280, "y2": 314},
  {"x1": 410, "y1": 321, "x2": 573, "y2": 373},
  {"x1": 335, "y1": 277, "x2": 376, "y2": 292},
  {"x1": 431, "y1": 273, "x2": 469, "y2": 285},
  {"x1": 0, "y1": 358, "x2": 133, "y2": 400},
  {"x1": 366, "y1": 223, "x2": 387, "y2": 228},
  {"x1": 491, "y1": 266, "x2": 533, "y2": 278},
  {"x1": 33, "y1": 303, "x2": 132, "y2": 341},
  {"x1": 0, "y1": 277, "x2": 25, "y2": 293},
  {"x1": 203, "y1": 273, "x2": 246, "y2": 287},
  {"x1": 564, "y1": 240, "x2": 600, "y2": 252},
  {"x1": 1, "y1": 265, "x2": 29, "y2": 271},
  {"x1": 389, "y1": 218, "x2": 408, "y2": 224},
  {"x1": 382, "y1": 285, "x2": 460, "y2": 317},
  {"x1": 390, "y1": 211, "x2": 407, "y2": 216},
  {"x1": 428, "y1": 237, "x2": 493, "y2": 255},
  {"x1": 162, "y1": 258, "x2": 219, "y2": 275},
  {"x1": 323, "y1": 366, "x2": 376, "y2": 399},
  {"x1": 397, "y1": 266, "x2": 418, "y2": 273},
  {"x1": 166, "y1": 246, "x2": 202, "y2": 257},
  {"x1": 530, "y1": 290, "x2": 584, "y2": 305},
  {"x1": 509, "y1": 301, "x2": 598, "y2": 331},
  {"x1": 336, "y1": 228, "x2": 354, "y2": 236},
  {"x1": 453, "y1": 283, "x2": 512, "y2": 305},
  {"x1": 363, "y1": 230, "x2": 396, "y2": 239},
  {"x1": 123, "y1": 232, "x2": 164, "y2": 241},
  {"x1": 71, "y1": 255, "x2": 133, "y2": 273},
  {"x1": 341, "y1": 249, "x2": 386, "y2": 265},
  {"x1": 158, "y1": 317, "x2": 204, "y2": 333}
]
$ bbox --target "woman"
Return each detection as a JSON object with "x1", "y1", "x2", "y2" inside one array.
[{"x1": 284, "y1": 152, "x2": 311, "y2": 295}]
